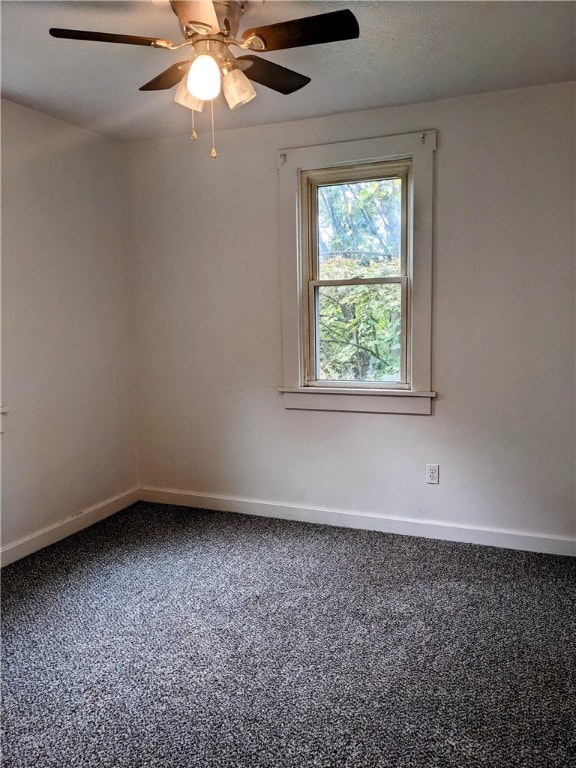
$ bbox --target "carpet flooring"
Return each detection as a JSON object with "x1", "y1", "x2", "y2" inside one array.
[{"x1": 2, "y1": 502, "x2": 575, "y2": 767}]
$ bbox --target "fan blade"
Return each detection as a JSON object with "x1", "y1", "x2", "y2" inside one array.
[
  {"x1": 169, "y1": 1, "x2": 219, "y2": 33},
  {"x1": 236, "y1": 55, "x2": 310, "y2": 95},
  {"x1": 240, "y1": 9, "x2": 359, "y2": 52},
  {"x1": 139, "y1": 61, "x2": 190, "y2": 91},
  {"x1": 49, "y1": 28, "x2": 174, "y2": 49}
]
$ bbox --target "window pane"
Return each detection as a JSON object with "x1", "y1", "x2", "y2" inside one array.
[
  {"x1": 316, "y1": 284, "x2": 402, "y2": 382},
  {"x1": 317, "y1": 178, "x2": 402, "y2": 280}
]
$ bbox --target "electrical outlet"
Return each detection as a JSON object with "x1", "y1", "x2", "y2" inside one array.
[{"x1": 426, "y1": 464, "x2": 439, "y2": 484}]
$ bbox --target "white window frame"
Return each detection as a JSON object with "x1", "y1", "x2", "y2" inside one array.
[{"x1": 278, "y1": 130, "x2": 436, "y2": 415}]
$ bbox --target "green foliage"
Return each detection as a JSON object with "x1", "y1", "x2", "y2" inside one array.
[
  {"x1": 317, "y1": 283, "x2": 401, "y2": 382},
  {"x1": 315, "y1": 178, "x2": 403, "y2": 382},
  {"x1": 318, "y1": 177, "x2": 401, "y2": 277}
]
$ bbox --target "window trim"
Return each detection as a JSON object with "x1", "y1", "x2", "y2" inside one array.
[{"x1": 277, "y1": 130, "x2": 437, "y2": 415}]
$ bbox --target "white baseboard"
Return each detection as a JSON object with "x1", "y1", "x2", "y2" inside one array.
[
  {"x1": 3, "y1": 486, "x2": 573, "y2": 566},
  {"x1": 1, "y1": 488, "x2": 140, "y2": 567},
  {"x1": 139, "y1": 486, "x2": 576, "y2": 557}
]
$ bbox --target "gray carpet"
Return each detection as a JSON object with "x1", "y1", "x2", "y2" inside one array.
[{"x1": 2, "y1": 502, "x2": 575, "y2": 768}]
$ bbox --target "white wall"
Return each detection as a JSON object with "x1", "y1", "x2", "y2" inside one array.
[
  {"x1": 1, "y1": 100, "x2": 138, "y2": 557},
  {"x1": 2, "y1": 83, "x2": 574, "y2": 561},
  {"x1": 126, "y1": 82, "x2": 575, "y2": 550}
]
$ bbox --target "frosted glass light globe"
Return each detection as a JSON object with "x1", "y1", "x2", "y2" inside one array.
[
  {"x1": 222, "y1": 68, "x2": 256, "y2": 109},
  {"x1": 187, "y1": 54, "x2": 221, "y2": 101},
  {"x1": 174, "y1": 76, "x2": 204, "y2": 111}
]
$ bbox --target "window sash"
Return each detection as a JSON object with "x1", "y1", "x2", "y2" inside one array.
[
  {"x1": 307, "y1": 279, "x2": 408, "y2": 388},
  {"x1": 312, "y1": 166, "x2": 409, "y2": 282}
]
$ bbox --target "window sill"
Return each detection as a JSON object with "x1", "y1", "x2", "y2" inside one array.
[{"x1": 279, "y1": 388, "x2": 436, "y2": 415}]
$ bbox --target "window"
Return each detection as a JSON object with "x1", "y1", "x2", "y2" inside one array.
[
  {"x1": 303, "y1": 161, "x2": 410, "y2": 388},
  {"x1": 278, "y1": 131, "x2": 436, "y2": 415}
]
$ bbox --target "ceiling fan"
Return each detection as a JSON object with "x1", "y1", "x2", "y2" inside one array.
[{"x1": 49, "y1": 1, "x2": 360, "y2": 111}]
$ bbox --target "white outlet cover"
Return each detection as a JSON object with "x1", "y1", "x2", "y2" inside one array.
[{"x1": 426, "y1": 464, "x2": 439, "y2": 484}]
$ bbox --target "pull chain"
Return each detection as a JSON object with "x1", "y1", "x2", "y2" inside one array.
[
  {"x1": 188, "y1": 48, "x2": 197, "y2": 141},
  {"x1": 190, "y1": 108, "x2": 197, "y2": 141},
  {"x1": 210, "y1": 100, "x2": 218, "y2": 158}
]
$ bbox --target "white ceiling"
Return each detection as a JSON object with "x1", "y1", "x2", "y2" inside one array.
[{"x1": 2, "y1": 0, "x2": 575, "y2": 142}]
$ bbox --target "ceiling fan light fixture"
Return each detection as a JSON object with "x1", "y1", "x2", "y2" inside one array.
[
  {"x1": 48, "y1": 3, "x2": 361, "y2": 151},
  {"x1": 222, "y1": 68, "x2": 257, "y2": 110},
  {"x1": 174, "y1": 75, "x2": 204, "y2": 111},
  {"x1": 187, "y1": 53, "x2": 221, "y2": 101}
]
